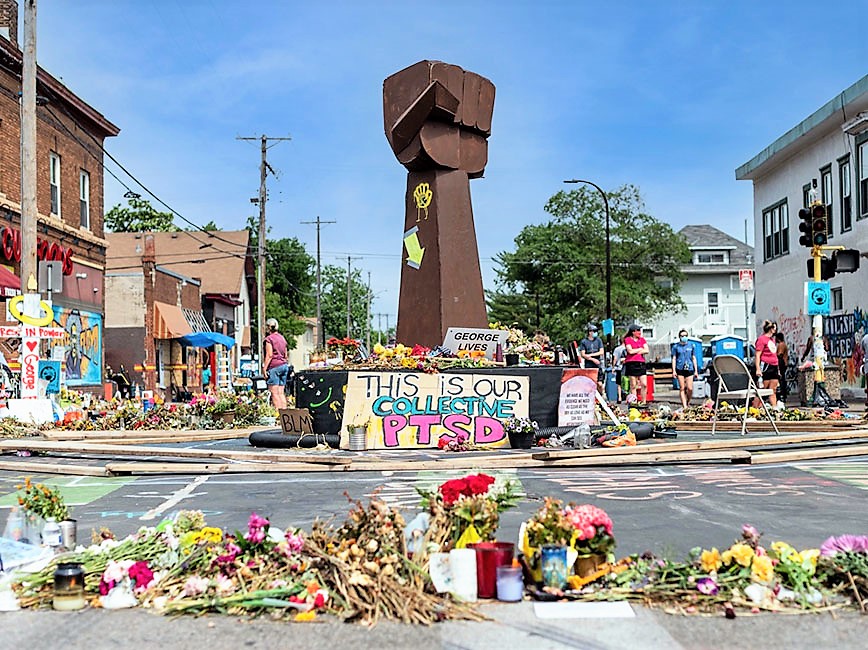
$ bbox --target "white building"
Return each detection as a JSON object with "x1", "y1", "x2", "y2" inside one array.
[
  {"x1": 648, "y1": 225, "x2": 755, "y2": 351},
  {"x1": 736, "y1": 74, "x2": 868, "y2": 388}
]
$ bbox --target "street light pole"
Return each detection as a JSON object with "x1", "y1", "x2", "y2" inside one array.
[{"x1": 563, "y1": 179, "x2": 611, "y2": 325}]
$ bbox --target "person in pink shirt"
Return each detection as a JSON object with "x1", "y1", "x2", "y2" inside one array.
[
  {"x1": 624, "y1": 324, "x2": 649, "y2": 402},
  {"x1": 754, "y1": 320, "x2": 779, "y2": 408}
]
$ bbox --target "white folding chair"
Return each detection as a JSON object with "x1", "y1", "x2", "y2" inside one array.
[{"x1": 711, "y1": 355, "x2": 780, "y2": 436}]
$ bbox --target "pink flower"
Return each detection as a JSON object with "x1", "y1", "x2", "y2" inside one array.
[
  {"x1": 247, "y1": 512, "x2": 270, "y2": 529},
  {"x1": 245, "y1": 526, "x2": 266, "y2": 544},
  {"x1": 696, "y1": 577, "x2": 719, "y2": 595},
  {"x1": 98, "y1": 578, "x2": 115, "y2": 596},
  {"x1": 285, "y1": 530, "x2": 305, "y2": 554},
  {"x1": 183, "y1": 575, "x2": 210, "y2": 596},
  {"x1": 214, "y1": 573, "x2": 236, "y2": 596},
  {"x1": 128, "y1": 561, "x2": 155, "y2": 593}
]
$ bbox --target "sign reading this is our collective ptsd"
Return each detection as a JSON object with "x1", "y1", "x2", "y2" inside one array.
[{"x1": 341, "y1": 371, "x2": 529, "y2": 449}]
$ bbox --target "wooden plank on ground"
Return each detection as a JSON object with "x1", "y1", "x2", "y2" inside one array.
[
  {"x1": 0, "y1": 439, "x2": 350, "y2": 465},
  {"x1": 43, "y1": 430, "x2": 256, "y2": 443},
  {"x1": 105, "y1": 462, "x2": 350, "y2": 475},
  {"x1": 105, "y1": 449, "x2": 750, "y2": 475},
  {"x1": 533, "y1": 429, "x2": 868, "y2": 461},
  {"x1": 0, "y1": 460, "x2": 107, "y2": 476},
  {"x1": 670, "y1": 420, "x2": 859, "y2": 432},
  {"x1": 749, "y1": 444, "x2": 868, "y2": 465}
]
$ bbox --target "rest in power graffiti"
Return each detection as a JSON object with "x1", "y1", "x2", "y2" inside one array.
[{"x1": 340, "y1": 371, "x2": 529, "y2": 449}]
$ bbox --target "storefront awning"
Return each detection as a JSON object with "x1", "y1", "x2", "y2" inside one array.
[
  {"x1": 182, "y1": 331, "x2": 236, "y2": 348},
  {"x1": 154, "y1": 301, "x2": 193, "y2": 339},
  {"x1": 0, "y1": 265, "x2": 19, "y2": 297}
]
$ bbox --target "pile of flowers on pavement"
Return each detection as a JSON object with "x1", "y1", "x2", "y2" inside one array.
[{"x1": 5, "y1": 475, "x2": 868, "y2": 622}]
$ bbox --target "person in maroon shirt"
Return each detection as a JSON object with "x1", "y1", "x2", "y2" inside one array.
[{"x1": 263, "y1": 318, "x2": 289, "y2": 409}]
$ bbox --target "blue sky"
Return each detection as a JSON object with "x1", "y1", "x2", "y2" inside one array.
[{"x1": 36, "y1": 0, "x2": 868, "y2": 325}]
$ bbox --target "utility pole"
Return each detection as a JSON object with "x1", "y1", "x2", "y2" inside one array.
[
  {"x1": 237, "y1": 134, "x2": 291, "y2": 367},
  {"x1": 301, "y1": 216, "x2": 335, "y2": 348},
  {"x1": 20, "y1": 0, "x2": 37, "y2": 293},
  {"x1": 366, "y1": 271, "x2": 371, "y2": 352},
  {"x1": 377, "y1": 313, "x2": 383, "y2": 344},
  {"x1": 346, "y1": 256, "x2": 352, "y2": 339}
]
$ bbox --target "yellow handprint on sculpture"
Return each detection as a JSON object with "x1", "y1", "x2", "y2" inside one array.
[{"x1": 413, "y1": 182, "x2": 432, "y2": 222}]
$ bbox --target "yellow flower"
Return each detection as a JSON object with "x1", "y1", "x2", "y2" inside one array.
[
  {"x1": 700, "y1": 548, "x2": 722, "y2": 572},
  {"x1": 200, "y1": 527, "x2": 223, "y2": 543},
  {"x1": 294, "y1": 610, "x2": 316, "y2": 622},
  {"x1": 771, "y1": 541, "x2": 794, "y2": 560},
  {"x1": 373, "y1": 343, "x2": 386, "y2": 356},
  {"x1": 722, "y1": 543, "x2": 754, "y2": 567},
  {"x1": 800, "y1": 548, "x2": 820, "y2": 568},
  {"x1": 751, "y1": 554, "x2": 774, "y2": 583}
]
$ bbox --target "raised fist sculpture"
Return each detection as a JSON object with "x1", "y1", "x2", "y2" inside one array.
[{"x1": 383, "y1": 61, "x2": 495, "y2": 347}]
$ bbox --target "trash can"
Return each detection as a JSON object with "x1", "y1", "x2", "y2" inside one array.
[{"x1": 605, "y1": 369, "x2": 618, "y2": 402}]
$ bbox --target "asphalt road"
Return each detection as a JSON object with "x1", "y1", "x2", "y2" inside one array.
[{"x1": 2, "y1": 436, "x2": 868, "y2": 649}]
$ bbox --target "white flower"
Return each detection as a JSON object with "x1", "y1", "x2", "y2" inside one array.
[
  {"x1": 214, "y1": 574, "x2": 236, "y2": 596},
  {"x1": 183, "y1": 575, "x2": 210, "y2": 597},
  {"x1": 102, "y1": 559, "x2": 134, "y2": 584}
]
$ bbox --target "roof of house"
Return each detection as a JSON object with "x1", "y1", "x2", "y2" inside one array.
[
  {"x1": 0, "y1": 38, "x2": 120, "y2": 138},
  {"x1": 106, "y1": 230, "x2": 250, "y2": 296},
  {"x1": 678, "y1": 225, "x2": 754, "y2": 272},
  {"x1": 735, "y1": 73, "x2": 868, "y2": 181}
]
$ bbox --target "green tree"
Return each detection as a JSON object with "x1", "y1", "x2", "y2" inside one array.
[
  {"x1": 245, "y1": 217, "x2": 316, "y2": 349},
  {"x1": 321, "y1": 264, "x2": 370, "y2": 341},
  {"x1": 105, "y1": 196, "x2": 178, "y2": 232},
  {"x1": 488, "y1": 184, "x2": 690, "y2": 344}
]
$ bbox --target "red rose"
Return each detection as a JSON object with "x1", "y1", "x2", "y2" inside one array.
[
  {"x1": 313, "y1": 592, "x2": 326, "y2": 608},
  {"x1": 466, "y1": 474, "x2": 495, "y2": 496},
  {"x1": 439, "y1": 478, "x2": 470, "y2": 506}
]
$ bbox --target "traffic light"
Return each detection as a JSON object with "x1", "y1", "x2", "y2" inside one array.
[
  {"x1": 806, "y1": 257, "x2": 835, "y2": 280},
  {"x1": 811, "y1": 204, "x2": 828, "y2": 246},
  {"x1": 798, "y1": 207, "x2": 813, "y2": 247}
]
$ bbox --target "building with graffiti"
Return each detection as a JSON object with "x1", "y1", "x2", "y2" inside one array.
[
  {"x1": 0, "y1": 2, "x2": 118, "y2": 390},
  {"x1": 736, "y1": 74, "x2": 868, "y2": 393}
]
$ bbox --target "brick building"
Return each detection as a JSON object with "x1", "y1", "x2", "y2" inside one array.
[
  {"x1": 105, "y1": 230, "x2": 253, "y2": 395},
  {"x1": 0, "y1": 0, "x2": 119, "y2": 389}
]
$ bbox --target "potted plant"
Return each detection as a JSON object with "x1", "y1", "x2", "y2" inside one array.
[
  {"x1": 521, "y1": 498, "x2": 615, "y2": 582},
  {"x1": 503, "y1": 416, "x2": 539, "y2": 449},
  {"x1": 16, "y1": 477, "x2": 73, "y2": 546}
]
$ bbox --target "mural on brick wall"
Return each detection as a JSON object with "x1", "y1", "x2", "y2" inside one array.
[
  {"x1": 52, "y1": 306, "x2": 102, "y2": 386},
  {"x1": 769, "y1": 306, "x2": 867, "y2": 387}
]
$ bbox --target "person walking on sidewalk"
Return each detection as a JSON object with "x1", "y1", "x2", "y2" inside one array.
[
  {"x1": 671, "y1": 330, "x2": 698, "y2": 409},
  {"x1": 624, "y1": 324, "x2": 649, "y2": 403}
]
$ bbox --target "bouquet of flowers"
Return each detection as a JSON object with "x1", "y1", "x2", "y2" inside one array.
[
  {"x1": 524, "y1": 498, "x2": 615, "y2": 557},
  {"x1": 16, "y1": 477, "x2": 70, "y2": 521},
  {"x1": 326, "y1": 337, "x2": 361, "y2": 360},
  {"x1": 419, "y1": 473, "x2": 519, "y2": 549}
]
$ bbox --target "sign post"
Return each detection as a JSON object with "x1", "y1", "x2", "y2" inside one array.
[{"x1": 738, "y1": 269, "x2": 753, "y2": 342}]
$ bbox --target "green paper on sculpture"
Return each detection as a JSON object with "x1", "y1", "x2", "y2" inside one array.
[{"x1": 455, "y1": 525, "x2": 482, "y2": 549}]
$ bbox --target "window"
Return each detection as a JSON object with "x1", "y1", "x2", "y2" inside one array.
[
  {"x1": 694, "y1": 251, "x2": 728, "y2": 264},
  {"x1": 49, "y1": 152, "x2": 61, "y2": 216},
  {"x1": 761, "y1": 200, "x2": 789, "y2": 261},
  {"x1": 802, "y1": 184, "x2": 811, "y2": 208},
  {"x1": 821, "y1": 165, "x2": 833, "y2": 238},
  {"x1": 79, "y1": 169, "x2": 90, "y2": 228},
  {"x1": 729, "y1": 275, "x2": 741, "y2": 291},
  {"x1": 859, "y1": 138, "x2": 868, "y2": 220},
  {"x1": 831, "y1": 287, "x2": 843, "y2": 312},
  {"x1": 839, "y1": 155, "x2": 852, "y2": 232}
]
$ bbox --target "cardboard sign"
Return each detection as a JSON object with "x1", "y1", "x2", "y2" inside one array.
[
  {"x1": 442, "y1": 327, "x2": 509, "y2": 359},
  {"x1": 19, "y1": 337, "x2": 40, "y2": 398},
  {"x1": 278, "y1": 408, "x2": 314, "y2": 435},
  {"x1": 341, "y1": 371, "x2": 529, "y2": 449},
  {"x1": 38, "y1": 360, "x2": 61, "y2": 394},
  {"x1": 557, "y1": 368, "x2": 600, "y2": 427}
]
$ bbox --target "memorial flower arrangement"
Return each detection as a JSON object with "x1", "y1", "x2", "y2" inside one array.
[
  {"x1": 523, "y1": 498, "x2": 615, "y2": 556},
  {"x1": 16, "y1": 477, "x2": 70, "y2": 521},
  {"x1": 503, "y1": 416, "x2": 539, "y2": 437},
  {"x1": 418, "y1": 473, "x2": 519, "y2": 549},
  {"x1": 327, "y1": 337, "x2": 361, "y2": 359}
]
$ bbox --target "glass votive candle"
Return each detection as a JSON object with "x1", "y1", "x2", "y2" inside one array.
[
  {"x1": 53, "y1": 562, "x2": 86, "y2": 611},
  {"x1": 496, "y1": 565, "x2": 524, "y2": 602}
]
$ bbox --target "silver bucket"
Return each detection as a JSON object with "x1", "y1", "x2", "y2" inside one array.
[{"x1": 348, "y1": 427, "x2": 367, "y2": 451}]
